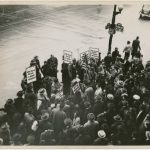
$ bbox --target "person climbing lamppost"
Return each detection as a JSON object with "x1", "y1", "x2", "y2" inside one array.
[{"x1": 105, "y1": 5, "x2": 124, "y2": 53}]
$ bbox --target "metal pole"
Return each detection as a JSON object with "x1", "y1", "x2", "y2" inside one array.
[{"x1": 108, "y1": 5, "x2": 117, "y2": 53}]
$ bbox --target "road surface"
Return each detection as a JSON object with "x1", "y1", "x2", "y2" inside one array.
[{"x1": 0, "y1": 4, "x2": 149, "y2": 107}]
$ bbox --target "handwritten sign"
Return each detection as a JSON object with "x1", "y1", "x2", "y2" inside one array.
[
  {"x1": 89, "y1": 47, "x2": 99, "y2": 59},
  {"x1": 63, "y1": 50, "x2": 72, "y2": 64},
  {"x1": 26, "y1": 66, "x2": 36, "y2": 84},
  {"x1": 72, "y1": 83, "x2": 81, "y2": 94}
]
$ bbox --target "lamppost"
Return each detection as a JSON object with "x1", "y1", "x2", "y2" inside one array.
[{"x1": 105, "y1": 5, "x2": 124, "y2": 53}]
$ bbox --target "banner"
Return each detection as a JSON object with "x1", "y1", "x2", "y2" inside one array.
[
  {"x1": 63, "y1": 50, "x2": 72, "y2": 64},
  {"x1": 26, "y1": 66, "x2": 36, "y2": 84},
  {"x1": 72, "y1": 83, "x2": 81, "y2": 94},
  {"x1": 89, "y1": 47, "x2": 99, "y2": 59}
]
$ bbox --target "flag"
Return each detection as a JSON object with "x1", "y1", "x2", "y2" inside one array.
[{"x1": 72, "y1": 83, "x2": 81, "y2": 94}]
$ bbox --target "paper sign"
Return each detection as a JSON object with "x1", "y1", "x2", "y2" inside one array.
[
  {"x1": 26, "y1": 66, "x2": 36, "y2": 84},
  {"x1": 72, "y1": 83, "x2": 81, "y2": 94},
  {"x1": 89, "y1": 47, "x2": 99, "y2": 59},
  {"x1": 63, "y1": 50, "x2": 72, "y2": 64}
]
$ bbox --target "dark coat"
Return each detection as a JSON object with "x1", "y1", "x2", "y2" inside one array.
[
  {"x1": 74, "y1": 134, "x2": 92, "y2": 145},
  {"x1": 93, "y1": 137, "x2": 109, "y2": 145}
]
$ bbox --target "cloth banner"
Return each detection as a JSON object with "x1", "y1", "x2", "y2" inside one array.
[
  {"x1": 26, "y1": 66, "x2": 36, "y2": 84},
  {"x1": 89, "y1": 47, "x2": 99, "y2": 59},
  {"x1": 72, "y1": 83, "x2": 81, "y2": 94},
  {"x1": 63, "y1": 50, "x2": 72, "y2": 64}
]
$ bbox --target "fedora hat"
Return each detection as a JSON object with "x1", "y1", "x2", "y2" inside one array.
[
  {"x1": 113, "y1": 114, "x2": 122, "y2": 121},
  {"x1": 98, "y1": 130, "x2": 106, "y2": 138},
  {"x1": 87, "y1": 113, "x2": 95, "y2": 121},
  {"x1": 107, "y1": 94, "x2": 114, "y2": 100},
  {"x1": 41, "y1": 113, "x2": 49, "y2": 121},
  {"x1": 38, "y1": 88, "x2": 46, "y2": 94},
  {"x1": 133, "y1": 94, "x2": 140, "y2": 100}
]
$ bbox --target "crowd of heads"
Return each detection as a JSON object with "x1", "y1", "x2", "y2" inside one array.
[{"x1": 1, "y1": 37, "x2": 150, "y2": 145}]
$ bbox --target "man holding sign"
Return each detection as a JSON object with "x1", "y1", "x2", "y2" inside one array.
[{"x1": 26, "y1": 59, "x2": 42, "y2": 93}]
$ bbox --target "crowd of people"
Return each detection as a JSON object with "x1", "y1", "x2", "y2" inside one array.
[{"x1": 1, "y1": 36, "x2": 150, "y2": 145}]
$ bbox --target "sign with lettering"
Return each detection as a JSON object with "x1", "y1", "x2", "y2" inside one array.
[
  {"x1": 89, "y1": 47, "x2": 99, "y2": 59},
  {"x1": 63, "y1": 50, "x2": 72, "y2": 64},
  {"x1": 72, "y1": 83, "x2": 81, "y2": 94},
  {"x1": 26, "y1": 66, "x2": 36, "y2": 84}
]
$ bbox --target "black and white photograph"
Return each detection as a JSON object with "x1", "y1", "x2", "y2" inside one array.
[{"x1": 0, "y1": 1, "x2": 150, "y2": 146}]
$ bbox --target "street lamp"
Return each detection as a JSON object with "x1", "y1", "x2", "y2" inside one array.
[{"x1": 105, "y1": 5, "x2": 124, "y2": 53}]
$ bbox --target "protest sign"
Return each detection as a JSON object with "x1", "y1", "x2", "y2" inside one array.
[
  {"x1": 26, "y1": 66, "x2": 36, "y2": 84},
  {"x1": 89, "y1": 47, "x2": 99, "y2": 59},
  {"x1": 72, "y1": 83, "x2": 81, "y2": 94},
  {"x1": 63, "y1": 50, "x2": 72, "y2": 64}
]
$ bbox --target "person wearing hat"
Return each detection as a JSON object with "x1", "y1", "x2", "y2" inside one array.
[
  {"x1": 24, "y1": 86, "x2": 37, "y2": 115},
  {"x1": 4, "y1": 99, "x2": 15, "y2": 120},
  {"x1": 106, "y1": 102, "x2": 117, "y2": 126},
  {"x1": 51, "y1": 78, "x2": 62, "y2": 94},
  {"x1": 14, "y1": 90, "x2": 24, "y2": 115},
  {"x1": 37, "y1": 88, "x2": 50, "y2": 113},
  {"x1": 84, "y1": 113, "x2": 99, "y2": 141},
  {"x1": 85, "y1": 85, "x2": 95, "y2": 106},
  {"x1": 59, "y1": 118, "x2": 77, "y2": 145},
  {"x1": 41, "y1": 61, "x2": 49, "y2": 77},
  {"x1": 12, "y1": 133, "x2": 23, "y2": 145},
  {"x1": 111, "y1": 114, "x2": 125, "y2": 134},
  {"x1": 93, "y1": 130, "x2": 109, "y2": 145},
  {"x1": 25, "y1": 134, "x2": 36, "y2": 145},
  {"x1": 97, "y1": 112, "x2": 107, "y2": 127},
  {"x1": 0, "y1": 122, "x2": 11, "y2": 145},
  {"x1": 72, "y1": 111, "x2": 81, "y2": 130},
  {"x1": 74, "y1": 126, "x2": 92, "y2": 145},
  {"x1": 104, "y1": 52, "x2": 112, "y2": 69},
  {"x1": 52, "y1": 102, "x2": 67, "y2": 139},
  {"x1": 93, "y1": 94, "x2": 106, "y2": 118},
  {"x1": 112, "y1": 47, "x2": 120, "y2": 64},
  {"x1": 33, "y1": 55, "x2": 41, "y2": 70},
  {"x1": 0, "y1": 138, "x2": 3, "y2": 145},
  {"x1": 107, "y1": 94, "x2": 114, "y2": 101},
  {"x1": 38, "y1": 112, "x2": 52, "y2": 133},
  {"x1": 40, "y1": 129, "x2": 56, "y2": 145},
  {"x1": 132, "y1": 94, "x2": 141, "y2": 113},
  {"x1": 61, "y1": 62, "x2": 71, "y2": 96},
  {"x1": 29, "y1": 58, "x2": 42, "y2": 93},
  {"x1": 132, "y1": 36, "x2": 141, "y2": 59},
  {"x1": 82, "y1": 101, "x2": 92, "y2": 124},
  {"x1": 42, "y1": 75, "x2": 52, "y2": 98},
  {"x1": 123, "y1": 41, "x2": 132, "y2": 61}
]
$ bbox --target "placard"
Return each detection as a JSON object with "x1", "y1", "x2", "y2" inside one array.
[
  {"x1": 72, "y1": 83, "x2": 81, "y2": 94},
  {"x1": 63, "y1": 50, "x2": 72, "y2": 64},
  {"x1": 89, "y1": 47, "x2": 99, "y2": 59},
  {"x1": 26, "y1": 66, "x2": 36, "y2": 84}
]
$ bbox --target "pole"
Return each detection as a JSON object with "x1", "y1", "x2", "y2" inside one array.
[{"x1": 108, "y1": 5, "x2": 117, "y2": 53}]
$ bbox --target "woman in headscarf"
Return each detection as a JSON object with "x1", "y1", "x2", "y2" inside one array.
[{"x1": 37, "y1": 88, "x2": 50, "y2": 117}]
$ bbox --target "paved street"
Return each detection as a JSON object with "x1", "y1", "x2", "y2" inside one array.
[{"x1": 0, "y1": 4, "x2": 149, "y2": 106}]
